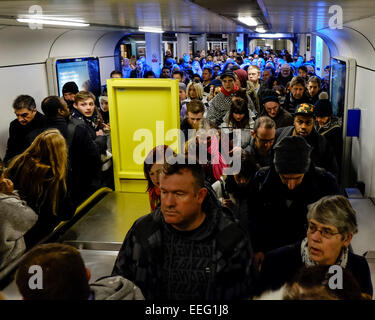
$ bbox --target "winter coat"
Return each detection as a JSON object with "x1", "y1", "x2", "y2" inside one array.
[
  {"x1": 90, "y1": 276, "x2": 144, "y2": 300},
  {"x1": 0, "y1": 192, "x2": 38, "y2": 271},
  {"x1": 276, "y1": 126, "x2": 339, "y2": 177},
  {"x1": 4, "y1": 111, "x2": 47, "y2": 164},
  {"x1": 316, "y1": 117, "x2": 343, "y2": 166},
  {"x1": 112, "y1": 185, "x2": 255, "y2": 300},
  {"x1": 255, "y1": 241, "x2": 373, "y2": 297},
  {"x1": 282, "y1": 92, "x2": 311, "y2": 114},
  {"x1": 250, "y1": 164, "x2": 339, "y2": 254},
  {"x1": 244, "y1": 137, "x2": 273, "y2": 168},
  {"x1": 246, "y1": 80, "x2": 263, "y2": 114},
  {"x1": 259, "y1": 107, "x2": 293, "y2": 129}
]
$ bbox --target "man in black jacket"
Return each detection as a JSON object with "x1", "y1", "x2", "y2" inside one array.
[
  {"x1": 250, "y1": 136, "x2": 339, "y2": 270},
  {"x1": 275, "y1": 103, "x2": 339, "y2": 177},
  {"x1": 282, "y1": 76, "x2": 310, "y2": 114},
  {"x1": 112, "y1": 157, "x2": 255, "y2": 300},
  {"x1": 4, "y1": 95, "x2": 46, "y2": 164}
]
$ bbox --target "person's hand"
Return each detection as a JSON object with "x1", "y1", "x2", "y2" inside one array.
[
  {"x1": 96, "y1": 129, "x2": 104, "y2": 136},
  {"x1": 0, "y1": 178, "x2": 14, "y2": 195},
  {"x1": 222, "y1": 198, "x2": 234, "y2": 208},
  {"x1": 254, "y1": 252, "x2": 265, "y2": 271},
  {"x1": 102, "y1": 123, "x2": 111, "y2": 131}
]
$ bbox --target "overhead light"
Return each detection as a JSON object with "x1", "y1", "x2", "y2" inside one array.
[
  {"x1": 138, "y1": 27, "x2": 164, "y2": 33},
  {"x1": 255, "y1": 27, "x2": 266, "y2": 33},
  {"x1": 260, "y1": 33, "x2": 287, "y2": 38},
  {"x1": 17, "y1": 16, "x2": 89, "y2": 27},
  {"x1": 238, "y1": 16, "x2": 258, "y2": 26}
]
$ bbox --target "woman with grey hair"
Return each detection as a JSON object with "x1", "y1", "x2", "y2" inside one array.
[{"x1": 255, "y1": 195, "x2": 373, "y2": 298}]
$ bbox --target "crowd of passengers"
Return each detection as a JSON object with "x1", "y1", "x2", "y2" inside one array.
[{"x1": 0, "y1": 47, "x2": 372, "y2": 300}]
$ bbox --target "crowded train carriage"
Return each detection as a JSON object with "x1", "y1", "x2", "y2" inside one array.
[{"x1": 1, "y1": 0, "x2": 375, "y2": 305}]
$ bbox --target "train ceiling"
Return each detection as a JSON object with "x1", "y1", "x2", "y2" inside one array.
[{"x1": 0, "y1": 0, "x2": 374, "y2": 34}]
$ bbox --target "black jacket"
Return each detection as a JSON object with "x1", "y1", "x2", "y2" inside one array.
[
  {"x1": 255, "y1": 241, "x2": 373, "y2": 297},
  {"x1": 250, "y1": 164, "x2": 339, "y2": 254},
  {"x1": 276, "y1": 126, "x2": 339, "y2": 177},
  {"x1": 4, "y1": 111, "x2": 47, "y2": 164},
  {"x1": 259, "y1": 107, "x2": 293, "y2": 129},
  {"x1": 112, "y1": 186, "x2": 255, "y2": 300},
  {"x1": 282, "y1": 92, "x2": 311, "y2": 114}
]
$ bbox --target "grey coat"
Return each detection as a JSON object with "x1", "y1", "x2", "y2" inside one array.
[{"x1": 0, "y1": 192, "x2": 38, "y2": 271}]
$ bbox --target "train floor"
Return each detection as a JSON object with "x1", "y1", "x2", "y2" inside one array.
[{"x1": 3, "y1": 191, "x2": 375, "y2": 300}]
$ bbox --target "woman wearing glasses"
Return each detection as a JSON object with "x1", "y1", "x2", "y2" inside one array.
[{"x1": 255, "y1": 195, "x2": 373, "y2": 298}]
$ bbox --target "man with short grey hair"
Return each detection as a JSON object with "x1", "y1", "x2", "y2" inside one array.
[{"x1": 4, "y1": 95, "x2": 46, "y2": 163}]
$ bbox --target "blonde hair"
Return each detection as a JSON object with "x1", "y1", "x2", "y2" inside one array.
[
  {"x1": 6, "y1": 129, "x2": 68, "y2": 215},
  {"x1": 74, "y1": 91, "x2": 95, "y2": 104},
  {"x1": 186, "y1": 82, "x2": 204, "y2": 100}
]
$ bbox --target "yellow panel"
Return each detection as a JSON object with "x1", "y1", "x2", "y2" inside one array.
[{"x1": 107, "y1": 78, "x2": 180, "y2": 192}]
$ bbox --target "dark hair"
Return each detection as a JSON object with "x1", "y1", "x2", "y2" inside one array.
[
  {"x1": 284, "y1": 265, "x2": 364, "y2": 300},
  {"x1": 298, "y1": 66, "x2": 308, "y2": 73},
  {"x1": 110, "y1": 70, "x2": 122, "y2": 77},
  {"x1": 187, "y1": 99, "x2": 205, "y2": 114},
  {"x1": 203, "y1": 67, "x2": 212, "y2": 74},
  {"x1": 144, "y1": 145, "x2": 175, "y2": 192},
  {"x1": 144, "y1": 70, "x2": 156, "y2": 78},
  {"x1": 15, "y1": 243, "x2": 90, "y2": 300},
  {"x1": 228, "y1": 98, "x2": 250, "y2": 129},
  {"x1": 172, "y1": 70, "x2": 184, "y2": 78},
  {"x1": 13, "y1": 95, "x2": 36, "y2": 111},
  {"x1": 162, "y1": 155, "x2": 205, "y2": 191},
  {"x1": 41, "y1": 96, "x2": 65, "y2": 117},
  {"x1": 236, "y1": 150, "x2": 260, "y2": 179}
]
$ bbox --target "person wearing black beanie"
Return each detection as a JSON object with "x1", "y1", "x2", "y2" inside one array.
[
  {"x1": 62, "y1": 81, "x2": 79, "y2": 112},
  {"x1": 314, "y1": 92, "x2": 343, "y2": 165},
  {"x1": 258, "y1": 89, "x2": 293, "y2": 128}
]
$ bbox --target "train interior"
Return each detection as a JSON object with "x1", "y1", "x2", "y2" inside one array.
[{"x1": 1, "y1": 0, "x2": 375, "y2": 299}]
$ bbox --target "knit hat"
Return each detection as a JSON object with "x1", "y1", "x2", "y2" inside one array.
[
  {"x1": 314, "y1": 92, "x2": 332, "y2": 117},
  {"x1": 209, "y1": 79, "x2": 222, "y2": 88},
  {"x1": 273, "y1": 136, "x2": 312, "y2": 174},
  {"x1": 234, "y1": 69, "x2": 248, "y2": 88},
  {"x1": 179, "y1": 82, "x2": 186, "y2": 92},
  {"x1": 294, "y1": 103, "x2": 314, "y2": 117},
  {"x1": 261, "y1": 89, "x2": 280, "y2": 105},
  {"x1": 62, "y1": 81, "x2": 79, "y2": 94},
  {"x1": 220, "y1": 70, "x2": 236, "y2": 80}
]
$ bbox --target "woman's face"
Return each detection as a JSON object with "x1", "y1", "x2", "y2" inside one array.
[
  {"x1": 149, "y1": 163, "x2": 163, "y2": 188},
  {"x1": 307, "y1": 219, "x2": 352, "y2": 265},
  {"x1": 233, "y1": 112, "x2": 245, "y2": 122},
  {"x1": 189, "y1": 86, "x2": 197, "y2": 99}
]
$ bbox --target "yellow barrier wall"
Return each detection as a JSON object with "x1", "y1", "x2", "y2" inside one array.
[{"x1": 107, "y1": 78, "x2": 180, "y2": 192}]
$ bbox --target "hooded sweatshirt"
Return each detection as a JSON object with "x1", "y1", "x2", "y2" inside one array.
[
  {"x1": 0, "y1": 192, "x2": 38, "y2": 271},
  {"x1": 90, "y1": 276, "x2": 144, "y2": 300}
]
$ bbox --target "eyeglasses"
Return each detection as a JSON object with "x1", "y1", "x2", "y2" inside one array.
[
  {"x1": 255, "y1": 135, "x2": 274, "y2": 145},
  {"x1": 307, "y1": 222, "x2": 340, "y2": 239}
]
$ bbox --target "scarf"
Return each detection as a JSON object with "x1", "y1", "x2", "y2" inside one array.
[
  {"x1": 221, "y1": 85, "x2": 239, "y2": 97},
  {"x1": 207, "y1": 134, "x2": 227, "y2": 180},
  {"x1": 149, "y1": 186, "x2": 161, "y2": 211},
  {"x1": 300, "y1": 237, "x2": 348, "y2": 268}
]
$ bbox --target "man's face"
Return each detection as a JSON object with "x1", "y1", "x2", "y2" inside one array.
[
  {"x1": 298, "y1": 69, "x2": 308, "y2": 79},
  {"x1": 111, "y1": 73, "x2": 122, "y2": 79},
  {"x1": 294, "y1": 115, "x2": 314, "y2": 137},
  {"x1": 136, "y1": 61, "x2": 143, "y2": 72},
  {"x1": 162, "y1": 68, "x2": 171, "y2": 78},
  {"x1": 307, "y1": 82, "x2": 320, "y2": 97},
  {"x1": 221, "y1": 76, "x2": 235, "y2": 92},
  {"x1": 63, "y1": 92, "x2": 75, "y2": 102},
  {"x1": 291, "y1": 84, "x2": 305, "y2": 100},
  {"x1": 213, "y1": 66, "x2": 220, "y2": 74},
  {"x1": 316, "y1": 116, "x2": 330, "y2": 127},
  {"x1": 15, "y1": 107, "x2": 37, "y2": 126},
  {"x1": 251, "y1": 126, "x2": 275, "y2": 156},
  {"x1": 202, "y1": 69, "x2": 211, "y2": 81},
  {"x1": 187, "y1": 112, "x2": 203, "y2": 128},
  {"x1": 160, "y1": 169, "x2": 207, "y2": 231},
  {"x1": 281, "y1": 65, "x2": 291, "y2": 77},
  {"x1": 279, "y1": 173, "x2": 304, "y2": 190},
  {"x1": 179, "y1": 89, "x2": 187, "y2": 101},
  {"x1": 74, "y1": 98, "x2": 95, "y2": 117},
  {"x1": 262, "y1": 70, "x2": 271, "y2": 82},
  {"x1": 173, "y1": 74, "x2": 183, "y2": 82},
  {"x1": 248, "y1": 69, "x2": 260, "y2": 82},
  {"x1": 59, "y1": 98, "x2": 71, "y2": 118},
  {"x1": 264, "y1": 101, "x2": 280, "y2": 118}
]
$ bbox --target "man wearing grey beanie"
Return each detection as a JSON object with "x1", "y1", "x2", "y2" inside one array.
[{"x1": 249, "y1": 135, "x2": 339, "y2": 270}]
